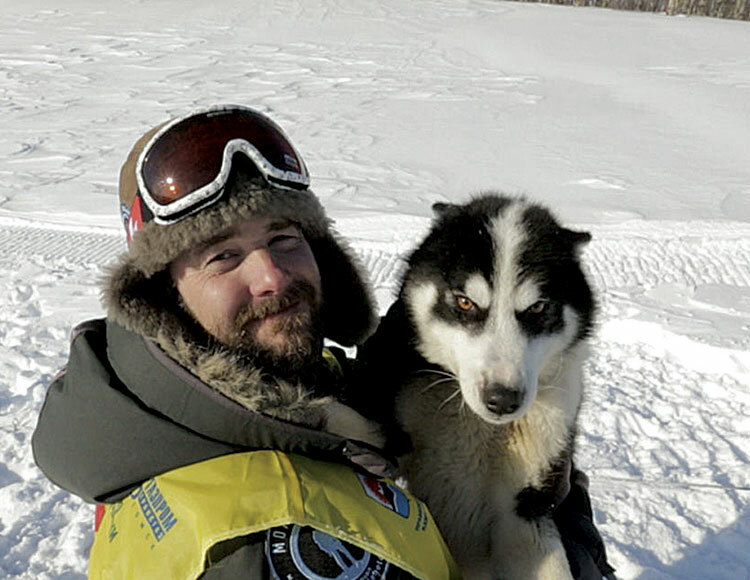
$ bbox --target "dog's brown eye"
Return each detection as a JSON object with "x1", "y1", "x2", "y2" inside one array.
[
  {"x1": 455, "y1": 295, "x2": 476, "y2": 311},
  {"x1": 527, "y1": 300, "x2": 548, "y2": 315}
]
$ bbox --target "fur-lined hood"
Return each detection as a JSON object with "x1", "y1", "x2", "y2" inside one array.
[
  {"x1": 107, "y1": 176, "x2": 377, "y2": 346},
  {"x1": 104, "y1": 175, "x2": 378, "y2": 419}
]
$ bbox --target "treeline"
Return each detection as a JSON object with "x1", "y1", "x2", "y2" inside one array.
[{"x1": 511, "y1": 0, "x2": 749, "y2": 20}]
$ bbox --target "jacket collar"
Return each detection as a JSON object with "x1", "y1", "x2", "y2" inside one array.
[{"x1": 106, "y1": 320, "x2": 396, "y2": 477}]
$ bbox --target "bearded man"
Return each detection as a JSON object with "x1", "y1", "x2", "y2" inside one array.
[{"x1": 32, "y1": 105, "x2": 458, "y2": 579}]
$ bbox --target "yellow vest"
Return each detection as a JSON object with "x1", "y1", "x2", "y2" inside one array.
[{"x1": 89, "y1": 450, "x2": 459, "y2": 579}]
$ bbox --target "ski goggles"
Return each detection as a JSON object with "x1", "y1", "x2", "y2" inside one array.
[{"x1": 135, "y1": 105, "x2": 310, "y2": 225}]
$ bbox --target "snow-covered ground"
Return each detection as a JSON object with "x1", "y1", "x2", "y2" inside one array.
[{"x1": 1, "y1": 0, "x2": 749, "y2": 578}]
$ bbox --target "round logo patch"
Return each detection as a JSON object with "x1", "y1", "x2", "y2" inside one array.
[{"x1": 266, "y1": 525, "x2": 390, "y2": 579}]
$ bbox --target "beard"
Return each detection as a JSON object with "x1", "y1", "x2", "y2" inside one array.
[{"x1": 222, "y1": 280, "x2": 324, "y2": 376}]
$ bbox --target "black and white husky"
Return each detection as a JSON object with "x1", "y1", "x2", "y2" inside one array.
[{"x1": 359, "y1": 194, "x2": 596, "y2": 579}]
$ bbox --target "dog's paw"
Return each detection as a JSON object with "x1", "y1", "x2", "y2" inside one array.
[{"x1": 324, "y1": 401, "x2": 386, "y2": 449}]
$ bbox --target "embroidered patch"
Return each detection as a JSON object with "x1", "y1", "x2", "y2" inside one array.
[
  {"x1": 124, "y1": 197, "x2": 144, "y2": 244},
  {"x1": 95, "y1": 504, "x2": 106, "y2": 532},
  {"x1": 266, "y1": 525, "x2": 390, "y2": 579},
  {"x1": 129, "y1": 479, "x2": 178, "y2": 542},
  {"x1": 119, "y1": 200, "x2": 131, "y2": 230},
  {"x1": 357, "y1": 474, "x2": 410, "y2": 518}
]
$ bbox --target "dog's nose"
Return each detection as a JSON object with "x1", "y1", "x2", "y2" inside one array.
[{"x1": 484, "y1": 385, "x2": 522, "y2": 416}]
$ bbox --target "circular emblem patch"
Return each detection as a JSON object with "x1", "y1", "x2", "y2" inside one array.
[{"x1": 266, "y1": 525, "x2": 390, "y2": 579}]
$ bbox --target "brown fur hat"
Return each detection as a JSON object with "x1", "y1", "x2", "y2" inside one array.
[{"x1": 105, "y1": 110, "x2": 377, "y2": 347}]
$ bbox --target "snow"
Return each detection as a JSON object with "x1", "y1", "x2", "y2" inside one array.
[{"x1": 0, "y1": 0, "x2": 748, "y2": 578}]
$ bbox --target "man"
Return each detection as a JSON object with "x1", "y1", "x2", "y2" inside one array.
[
  {"x1": 33, "y1": 105, "x2": 613, "y2": 580},
  {"x1": 32, "y1": 105, "x2": 458, "y2": 579}
]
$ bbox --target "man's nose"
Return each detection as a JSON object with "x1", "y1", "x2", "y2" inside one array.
[{"x1": 243, "y1": 249, "x2": 289, "y2": 297}]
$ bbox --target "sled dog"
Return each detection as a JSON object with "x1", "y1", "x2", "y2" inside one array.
[{"x1": 360, "y1": 194, "x2": 596, "y2": 579}]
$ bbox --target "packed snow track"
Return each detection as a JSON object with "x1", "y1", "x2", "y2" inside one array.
[{"x1": 1, "y1": 217, "x2": 748, "y2": 579}]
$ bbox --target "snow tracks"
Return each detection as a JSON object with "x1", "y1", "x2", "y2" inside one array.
[{"x1": 1, "y1": 217, "x2": 749, "y2": 579}]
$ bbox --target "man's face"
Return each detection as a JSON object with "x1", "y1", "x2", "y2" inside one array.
[{"x1": 169, "y1": 216, "x2": 323, "y2": 368}]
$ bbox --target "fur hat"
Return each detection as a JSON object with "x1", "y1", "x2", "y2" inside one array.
[{"x1": 105, "y1": 110, "x2": 377, "y2": 347}]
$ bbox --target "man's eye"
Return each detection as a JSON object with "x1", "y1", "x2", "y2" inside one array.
[
  {"x1": 206, "y1": 250, "x2": 236, "y2": 265},
  {"x1": 270, "y1": 234, "x2": 301, "y2": 250}
]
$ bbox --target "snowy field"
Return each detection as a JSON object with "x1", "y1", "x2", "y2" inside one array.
[{"x1": 1, "y1": 0, "x2": 749, "y2": 578}]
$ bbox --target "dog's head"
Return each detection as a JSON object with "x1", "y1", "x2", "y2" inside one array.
[{"x1": 402, "y1": 194, "x2": 594, "y2": 424}]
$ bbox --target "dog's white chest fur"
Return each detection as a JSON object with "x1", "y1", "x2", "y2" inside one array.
[{"x1": 396, "y1": 365, "x2": 583, "y2": 579}]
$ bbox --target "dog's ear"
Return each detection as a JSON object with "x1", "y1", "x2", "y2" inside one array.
[
  {"x1": 563, "y1": 228, "x2": 592, "y2": 248},
  {"x1": 432, "y1": 202, "x2": 457, "y2": 218}
]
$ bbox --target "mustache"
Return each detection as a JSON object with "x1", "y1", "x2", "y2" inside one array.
[{"x1": 233, "y1": 280, "x2": 318, "y2": 326}]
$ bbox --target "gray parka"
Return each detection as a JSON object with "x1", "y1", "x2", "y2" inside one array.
[{"x1": 32, "y1": 318, "x2": 429, "y2": 578}]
